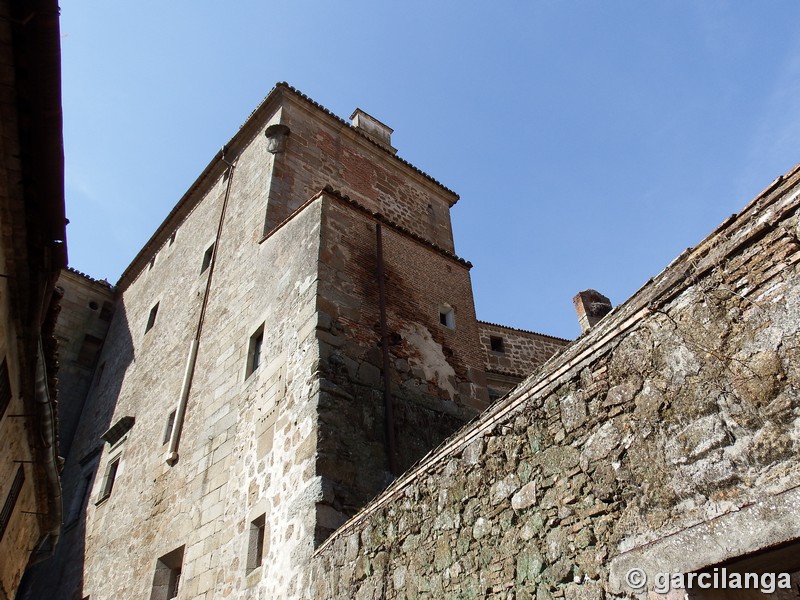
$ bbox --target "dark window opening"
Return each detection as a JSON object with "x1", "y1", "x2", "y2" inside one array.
[
  {"x1": 163, "y1": 410, "x2": 176, "y2": 445},
  {"x1": 150, "y1": 546, "x2": 184, "y2": 600},
  {"x1": 145, "y1": 303, "x2": 159, "y2": 333},
  {"x1": 76, "y1": 335, "x2": 103, "y2": 367},
  {"x1": 201, "y1": 243, "x2": 214, "y2": 274},
  {"x1": 88, "y1": 301, "x2": 99, "y2": 310},
  {"x1": 247, "y1": 326, "x2": 265, "y2": 378},
  {"x1": 0, "y1": 465, "x2": 24, "y2": 542},
  {"x1": 490, "y1": 335, "x2": 505, "y2": 353},
  {"x1": 99, "y1": 301, "x2": 114, "y2": 322},
  {"x1": 97, "y1": 456, "x2": 120, "y2": 503},
  {"x1": 247, "y1": 514, "x2": 267, "y2": 573},
  {"x1": 439, "y1": 305, "x2": 455, "y2": 329},
  {"x1": 0, "y1": 358, "x2": 11, "y2": 420}
]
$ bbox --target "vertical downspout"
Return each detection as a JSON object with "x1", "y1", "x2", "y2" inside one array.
[
  {"x1": 166, "y1": 152, "x2": 237, "y2": 465},
  {"x1": 375, "y1": 223, "x2": 398, "y2": 476}
]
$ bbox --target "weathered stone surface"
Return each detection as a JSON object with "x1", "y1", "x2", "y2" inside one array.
[{"x1": 309, "y1": 167, "x2": 800, "y2": 600}]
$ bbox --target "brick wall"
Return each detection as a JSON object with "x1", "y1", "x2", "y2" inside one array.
[
  {"x1": 314, "y1": 190, "x2": 489, "y2": 540},
  {"x1": 265, "y1": 91, "x2": 458, "y2": 253},
  {"x1": 478, "y1": 321, "x2": 570, "y2": 398},
  {"x1": 308, "y1": 167, "x2": 800, "y2": 599}
]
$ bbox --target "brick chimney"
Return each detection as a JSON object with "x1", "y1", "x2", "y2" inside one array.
[
  {"x1": 573, "y1": 289, "x2": 612, "y2": 334},
  {"x1": 350, "y1": 108, "x2": 396, "y2": 155}
]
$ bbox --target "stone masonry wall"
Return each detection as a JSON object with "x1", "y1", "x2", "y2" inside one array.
[
  {"x1": 308, "y1": 167, "x2": 800, "y2": 599},
  {"x1": 314, "y1": 190, "x2": 489, "y2": 539},
  {"x1": 478, "y1": 322, "x2": 570, "y2": 397},
  {"x1": 52, "y1": 268, "x2": 115, "y2": 459},
  {"x1": 26, "y1": 102, "x2": 330, "y2": 599}
]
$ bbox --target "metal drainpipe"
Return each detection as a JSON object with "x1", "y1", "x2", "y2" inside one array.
[
  {"x1": 375, "y1": 223, "x2": 398, "y2": 476},
  {"x1": 166, "y1": 151, "x2": 237, "y2": 465}
]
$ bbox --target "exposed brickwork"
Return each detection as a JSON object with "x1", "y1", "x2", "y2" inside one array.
[
  {"x1": 309, "y1": 166, "x2": 800, "y2": 599},
  {"x1": 478, "y1": 321, "x2": 570, "y2": 397}
]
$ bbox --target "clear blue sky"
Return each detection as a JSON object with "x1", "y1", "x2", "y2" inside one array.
[{"x1": 61, "y1": 2, "x2": 800, "y2": 340}]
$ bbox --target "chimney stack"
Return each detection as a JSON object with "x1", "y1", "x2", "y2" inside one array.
[
  {"x1": 573, "y1": 289, "x2": 612, "y2": 334},
  {"x1": 350, "y1": 108, "x2": 396, "y2": 155}
]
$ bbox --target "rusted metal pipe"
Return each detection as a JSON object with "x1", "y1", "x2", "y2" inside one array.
[
  {"x1": 167, "y1": 152, "x2": 236, "y2": 465},
  {"x1": 375, "y1": 223, "x2": 398, "y2": 476}
]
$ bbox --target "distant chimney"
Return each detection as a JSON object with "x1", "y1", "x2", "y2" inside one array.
[
  {"x1": 573, "y1": 289, "x2": 612, "y2": 334},
  {"x1": 350, "y1": 108, "x2": 396, "y2": 155}
]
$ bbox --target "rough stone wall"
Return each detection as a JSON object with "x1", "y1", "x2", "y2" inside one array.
[
  {"x1": 25, "y1": 104, "x2": 329, "y2": 599},
  {"x1": 265, "y1": 91, "x2": 458, "y2": 253},
  {"x1": 25, "y1": 84, "x2": 582, "y2": 600},
  {"x1": 478, "y1": 322, "x2": 570, "y2": 397},
  {"x1": 308, "y1": 167, "x2": 800, "y2": 599},
  {"x1": 315, "y1": 190, "x2": 489, "y2": 538},
  {"x1": 52, "y1": 269, "x2": 115, "y2": 459}
]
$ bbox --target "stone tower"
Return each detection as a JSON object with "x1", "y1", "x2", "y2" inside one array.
[{"x1": 22, "y1": 83, "x2": 567, "y2": 599}]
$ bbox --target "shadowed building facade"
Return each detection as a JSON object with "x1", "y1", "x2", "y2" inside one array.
[{"x1": 22, "y1": 83, "x2": 566, "y2": 599}]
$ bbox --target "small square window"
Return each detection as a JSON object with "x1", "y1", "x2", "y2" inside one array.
[
  {"x1": 246, "y1": 325, "x2": 264, "y2": 378},
  {"x1": 201, "y1": 243, "x2": 215, "y2": 274},
  {"x1": 76, "y1": 335, "x2": 103, "y2": 367},
  {"x1": 99, "y1": 301, "x2": 114, "y2": 322},
  {"x1": 163, "y1": 410, "x2": 176, "y2": 445},
  {"x1": 247, "y1": 514, "x2": 267, "y2": 573},
  {"x1": 150, "y1": 546, "x2": 184, "y2": 600},
  {"x1": 145, "y1": 303, "x2": 159, "y2": 333},
  {"x1": 490, "y1": 335, "x2": 505, "y2": 353},
  {"x1": 439, "y1": 305, "x2": 455, "y2": 329}
]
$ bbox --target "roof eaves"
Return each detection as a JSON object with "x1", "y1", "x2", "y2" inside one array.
[
  {"x1": 276, "y1": 82, "x2": 460, "y2": 204},
  {"x1": 477, "y1": 320, "x2": 573, "y2": 344}
]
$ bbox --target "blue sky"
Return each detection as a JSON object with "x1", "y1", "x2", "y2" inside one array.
[{"x1": 61, "y1": 2, "x2": 800, "y2": 340}]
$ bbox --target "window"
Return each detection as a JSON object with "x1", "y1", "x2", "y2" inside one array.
[
  {"x1": 201, "y1": 243, "x2": 215, "y2": 274},
  {"x1": 163, "y1": 410, "x2": 176, "y2": 445},
  {"x1": 150, "y1": 546, "x2": 184, "y2": 600},
  {"x1": 99, "y1": 301, "x2": 114, "y2": 322},
  {"x1": 246, "y1": 325, "x2": 264, "y2": 378},
  {"x1": 145, "y1": 303, "x2": 159, "y2": 333},
  {"x1": 0, "y1": 465, "x2": 24, "y2": 542},
  {"x1": 0, "y1": 358, "x2": 10, "y2": 420},
  {"x1": 97, "y1": 455, "x2": 120, "y2": 503},
  {"x1": 490, "y1": 335, "x2": 505, "y2": 353},
  {"x1": 76, "y1": 335, "x2": 103, "y2": 367},
  {"x1": 247, "y1": 514, "x2": 267, "y2": 573},
  {"x1": 439, "y1": 305, "x2": 455, "y2": 329}
]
